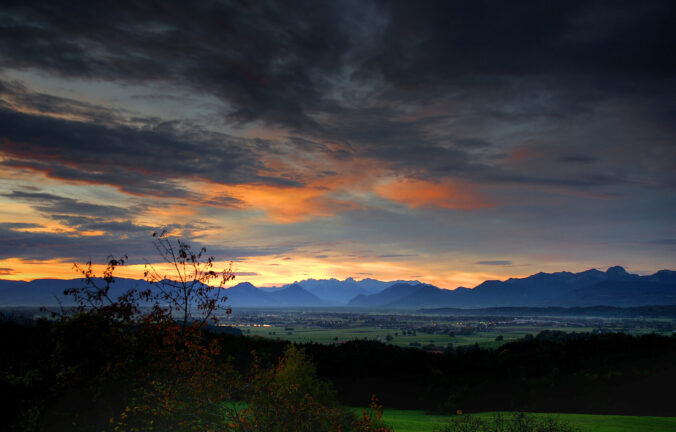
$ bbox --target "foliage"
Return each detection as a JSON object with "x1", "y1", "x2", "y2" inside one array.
[
  {"x1": 238, "y1": 345, "x2": 355, "y2": 432},
  {"x1": 30, "y1": 232, "x2": 236, "y2": 431},
  {"x1": 353, "y1": 396, "x2": 395, "y2": 432},
  {"x1": 434, "y1": 413, "x2": 580, "y2": 432},
  {"x1": 64, "y1": 233, "x2": 236, "y2": 431},
  {"x1": 114, "y1": 323, "x2": 240, "y2": 432}
]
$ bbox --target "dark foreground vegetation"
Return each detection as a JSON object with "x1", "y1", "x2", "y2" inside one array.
[
  {"x1": 435, "y1": 412, "x2": 581, "y2": 432},
  {"x1": 0, "y1": 315, "x2": 392, "y2": 432},
  {"x1": 3, "y1": 315, "x2": 676, "y2": 431}
]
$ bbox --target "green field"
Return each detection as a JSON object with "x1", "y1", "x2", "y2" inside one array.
[
  {"x1": 366, "y1": 409, "x2": 676, "y2": 432},
  {"x1": 228, "y1": 402, "x2": 675, "y2": 431},
  {"x1": 242, "y1": 325, "x2": 600, "y2": 349}
]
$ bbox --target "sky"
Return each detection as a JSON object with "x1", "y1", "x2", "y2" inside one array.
[{"x1": 0, "y1": 0, "x2": 674, "y2": 288}]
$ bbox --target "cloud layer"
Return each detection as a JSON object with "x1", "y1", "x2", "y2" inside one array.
[{"x1": 0, "y1": 0, "x2": 674, "y2": 285}]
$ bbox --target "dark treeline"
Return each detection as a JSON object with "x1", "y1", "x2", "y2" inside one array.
[
  {"x1": 309, "y1": 331, "x2": 676, "y2": 414},
  {"x1": 210, "y1": 329, "x2": 676, "y2": 415},
  {"x1": 3, "y1": 318, "x2": 676, "y2": 430}
]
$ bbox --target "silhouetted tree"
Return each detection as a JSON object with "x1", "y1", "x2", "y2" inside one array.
[
  {"x1": 68, "y1": 254, "x2": 143, "y2": 323},
  {"x1": 144, "y1": 229, "x2": 234, "y2": 330}
]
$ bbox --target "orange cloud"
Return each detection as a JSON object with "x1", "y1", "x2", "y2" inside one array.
[
  {"x1": 201, "y1": 183, "x2": 360, "y2": 223},
  {"x1": 196, "y1": 160, "x2": 380, "y2": 223},
  {"x1": 375, "y1": 178, "x2": 490, "y2": 210}
]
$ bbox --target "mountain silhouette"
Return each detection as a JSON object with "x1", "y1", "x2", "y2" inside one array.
[
  {"x1": 271, "y1": 277, "x2": 420, "y2": 305},
  {"x1": 268, "y1": 284, "x2": 327, "y2": 307},
  {"x1": 347, "y1": 266, "x2": 676, "y2": 308},
  {"x1": 1, "y1": 266, "x2": 675, "y2": 309},
  {"x1": 223, "y1": 282, "x2": 278, "y2": 307},
  {"x1": 347, "y1": 282, "x2": 425, "y2": 307}
]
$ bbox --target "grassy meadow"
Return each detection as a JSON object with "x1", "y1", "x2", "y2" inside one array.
[
  {"x1": 242, "y1": 324, "x2": 600, "y2": 349},
  {"x1": 364, "y1": 409, "x2": 676, "y2": 432}
]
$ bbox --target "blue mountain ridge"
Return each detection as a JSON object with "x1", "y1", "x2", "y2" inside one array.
[
  {"x1": 1, "y1": 266, "x2": 675, "y2": 308},
  {"x1": 265, "y1": 277, "x2": 421, "y2": 305},
  {"x1": 352, "y1": 266, "x2": 676, "y2": 308}
]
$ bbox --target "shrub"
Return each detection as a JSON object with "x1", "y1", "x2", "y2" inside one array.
[
  {"x1": 353, "y1": 396, "x2": 394, "y2": 432},
  {"x1": 434, "y1": 412, "x2": 581, "y2": 432},
  {"x1": 238, "y1": 345, "x2": 394, "y2": 432},
  {"x1": 239, "y1": 345, "x2": 354, "y2": 432}
]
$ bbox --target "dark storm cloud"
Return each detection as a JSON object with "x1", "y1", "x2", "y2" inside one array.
[
  {"x1": 559, "y1": 154, "x2": 598, "y2": 164},
  {"x1": 0, "y1": 222, "x2": 108, "y2": 261},
  {"x1": 0, "y1": 222, "x2": 126, "y2": 261},
  {"x1": 453, "y1": 139, "x2": 493, "y2": 150},
  {"x1": 0, "y1": 80, "x2": 143, "y2": 126},
  {"x1": 1, "y1": 0, "x2": 674, "y2": 195},
  {"x1": 0, "y1": 105, "x2": 299, "y2": 199},
  {"x1": 371, "y1": 1, "x2": 676, "y2": 87},
  {"x1": 0, "y1": 222, "x2": 301, "y2": 262},
  {"x1": 4, "y1": 190, "x2": 157, "y2": 240},
  {"x1": 53, "y1": 217, "x2": 152, "y2": 234},
  {"x1": 2, "y1": 185, "x2": 308, "y2": 263},
  {"x1": 4, "y1": 191, "x2": 220, "y2": 252},
  {"x1": 4, "y1": 191, "x2": 274, "y2": 260},
  {"x1": 484, "y1": 173, "x2": 627, "y2": 189},
  {"x1": 5, "y1": 191, "x2": 134, "y2": 219},
  {"x1": 0, "y1": 0, "x2": 351, "y2": 130},
  {"x1": 2, "y1": 0, "x2": 674, "y2": 113}
]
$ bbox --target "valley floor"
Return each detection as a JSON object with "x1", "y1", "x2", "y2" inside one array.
[{"x1": 242, "y1": 323, "x2": 672, "y2": 350}]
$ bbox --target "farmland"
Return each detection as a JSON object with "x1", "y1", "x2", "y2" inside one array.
[
  {"x1": 242, "y1": 323, "x2": 549, "y2": 349},
  {"x1": 225, "y1": 309, "x2": 674, "y2": 350}
]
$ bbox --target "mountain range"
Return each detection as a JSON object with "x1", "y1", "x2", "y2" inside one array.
[
  {"x1": 262, "y1": 277, "x2": 420, "y2": 304},
  {"x1": 0, "y1": 266, "x2": 675, "y2": 309},
  {"x1": 347, "y1": 266, "x2": 676, "y2": 308}
]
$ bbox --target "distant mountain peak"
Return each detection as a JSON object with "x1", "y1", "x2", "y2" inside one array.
[
  {"x1": 579, "y1": 268, "x2": 604, "y2": 275},
  {"x1": 607, "y1": 265, "x2": 628, "y2": 274}
]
